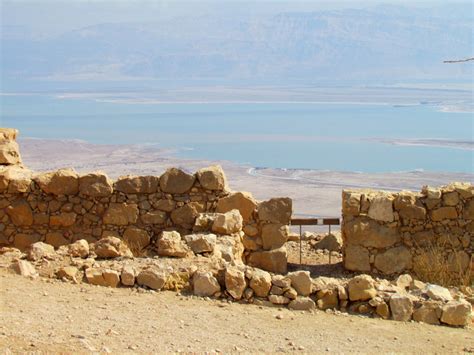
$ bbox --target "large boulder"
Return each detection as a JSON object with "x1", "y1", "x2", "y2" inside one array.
[
  {"x1": 288, "y1": 297, "x2": 316, "y2": 311},
  {"x1": 216, "y1": 191, "x2": 258, "y2": 222},
  {"x1": 424, "y1": 284, "x2": 453, "y2": 302},
  {"x1": 193, "y1": 271, "x2": 220, "y2": 296},
  {"x1": 136, "y1": 268, "x2": 167, "y2": 290},
  {"x1": 35, "y1": 168, "x2": 79, "y2": 195},
  {"x1": 68, "y1": 239, "x2": 90, "y2": 258},
  {"x1": 121, "y1": 265, "x2": 136, "y2": 286},
  {"x1": 94, "y1": 236, "x2": 133, "y2": 258},
  {"x1": 160, "y1": 168, "x2": 195, "y2": 194},
  {"x1": 184, "y1": 233, "x2": 217, "y2": 254},
  {"x1": 258, "y1": 198, "x2": 292, "y2": 224},
  {"x1": 79, "y1": 172, "x2": 113, "y2": 197},
  {"x1": 347, "y1": 274, "x2": 377, "y2": 301},
  {"x1": 390, "y1": 294, "x2": 413, "y2": 322},
  {"x1": 156, "y1": 231, "x2": 189, "y2": 258},
  {"x1": 249, "y1": 269, "x2": 272, "y2": 297},
  {"x1": 413, "y1": 301, "x2": 442, "y2": 325},
  {"x1": 440, "y1": 300, "x2": 472, "y2": 326},
  {"x1": 27, "y1": 242, "x2": 55, "y2": 261},
  {"x1": 288, "y1": 271, "x2": 312, "y2": 296},
  {"x1": 0, "y1": 166, "x2": 32, "y2": 193},
  {"x1": 212, "y1": 210, "x2": 243, "y2": 234},
  {"x1": 225, "y1": 267, "x2": 246, "y2": 300},
  {"x1": 6, "y1": 199, "x2": 33, "y2": 226},
  {"x1": 86, "y1": 268, "x2": 120, "y2": 287},
  {"x1": 114, "y1": 175, "x2": 159, "y2": 194},
  {"x1": 374, "y1": 246, "x2": 413, "y2": 275},
  {"x1": 261, "y1": 224, "x2": 289, "y2": 250},
  {"x1": 11, "y1": 260, "x2": 37, "y2": 277},
  {"x1": 196, "y1": 165, "x2": 227, "y2": 191},
  {"x1": 247, "y1": 247, "x2": 287, "y2": 274},
  {"x1": 103, "y1": 203, "x2": 139, "y2": 225}
]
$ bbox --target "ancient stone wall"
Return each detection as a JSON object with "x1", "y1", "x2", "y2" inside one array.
[
  {"x1": 342, "y1": 184, "x2": 473, "y2": 283},
  {"x1": 0, "y1": 128, "x2": 291, "y2": 273}
]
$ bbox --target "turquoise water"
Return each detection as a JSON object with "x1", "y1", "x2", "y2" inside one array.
[{"x1": 1, "y1": 95, "x2": 473, "y2": 173}]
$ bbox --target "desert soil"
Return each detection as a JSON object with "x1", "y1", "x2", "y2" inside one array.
[{"x1": 1, "y1": 269, "x2": 473, "y2": 354}]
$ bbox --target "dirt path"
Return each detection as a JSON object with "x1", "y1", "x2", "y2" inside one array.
[{"x1": 0, "y1": 270, "x2": 472, "y2": 354}]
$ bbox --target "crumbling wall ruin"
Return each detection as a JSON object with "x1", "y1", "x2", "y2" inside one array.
[{"x1": 0, "y1": 128, "x2": 290, "y2": 274}]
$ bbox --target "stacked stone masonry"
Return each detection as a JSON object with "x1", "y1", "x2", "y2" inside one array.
[
  {"x1": 0, "y1": 128, "x2": 291, "y2": 274},
  {"x1": 342, "y1": 184, "x2": 474, "y2": 283}
]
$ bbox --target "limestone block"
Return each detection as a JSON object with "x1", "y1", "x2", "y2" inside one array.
[
  {"x1": 225, "y1": 267, "x2": 246, "y2": 300},
  {"x1": 413, "y1": 301, "x2": 442, "y2": 325},
  {"x1": 343, "y1": 217, "x2": 400, "y2": 248},
  {"x1": 431, "y1": 206, "x2": 457, "y2": 221},
  {"x1": 342, "y1": 191, "x2": 361, "y2": 215},
  {"x1": 0, "y1": 141, "x2": 22, "y2": 165},
  {"x1": 261, "y1": 223, "x2": 289, "y2": 250},
  {"x1": 94, "y1": 236, "x2": 133, "y2": 258},
  {"x1": 79, "y1": 172, "x2": 113, "y2": 197},
  {"x1": 314, "y1": 232, "x2": 342, "y2": 252},
  {"x1": 288, "y1": 271, "x2": 312, "y2": 296},
  {"x1": 6, "y1": 199, "x2": 33, "y2": 226},
  {"x1": 441, "y1": 300, "x2": 472, "y2": 326},
  {"x1": 27, "y1": 242, "x2": 55, "y2": 261},
  {"x1": 196, "y1": 165, "x2": 227, "y2": 191},
  {"x1": 103, "y1": 203, "x2": 139, "y2": 225},
  {"x1": 35, "y1": 168, "x2": 79, "y2": 195},
  {"x1": 141, "y1": 210, "x2": 167, "y2": 225},
  {"x1": 249, "y1": 269, "x2": 272, "y2": 297},
  {"x1": 424, "y1": 284, "x2": 453, "y2": 302},
  {"x1": 442, "y1": 191, "x2": 460, "y2": 206},
  {"x1": 463, "y1": 199, "x2": 474, "y2": 220},
  {"x1": 137, "y1": 268, "x2": 167, "y2": 290},
  {"x1": 213, "y1": 235, "x2": 245, "y2": 264},
  {"x1": 390, "y1": 294, "x2": 413, "y2": 321},
  {"x1": 156, "y1": 231, "x2": 189, "y2": 258},
  {"x1": 368, "y1": 194, "x2": 394, "y2": 222},
  {"x1": 14, "y1": 233, "x2": 41, "y2": 250},
  {"x1": 344, "y1": 244, "x2": 371, "y2": 272},
  {"x1": 0, "y1": 128, "x2": 19, "y2": 142},
  {"x1": 348, "y1": 274, "x2": 376, "y2": 301},
  {"x1": 45, "y1": 232, "x2": 69, "y2": 248},
  {"x1": 247, "y1": 247, "x2": 287, "y2": 274},
  {"x1": 121, "y1": 265, "x2": 136, "y2": 286},
  {"x1": 316, "y1": 289, "x2": 339, "y2": 310},
  {"x1": 212, "y1": 209, "x2": 243, "y2": 234},
  {"x1": 184, "y1": 233, "x2": 217, "y2": 254},
  {"x1": 50, "y1": 212, "x2": 77, "y2": 227},
  {"x1": 216, "y1": 191, "x2": 258, "y2": 222},
  {"x1": 160, "y1": 168, "x2": 195, "y2": 194},
  {"x1": 68, "y1": 239, "x2": 89, "y2": 258},
  {"x1": 11, "y1": 260, "x2": 37, "y2": 277},
  {"x1": 115, "y1": 175, "x2": 159, "y2": 194},
  {"x1": 123, "y1": 227, "x2": 150, "y2": 251},
  {"x1": 288, "y1": 297, "x2": 316, "y2": 311},
  {"x1": 374, "y1": 246, "x2": 412, "y2": 274},
  {"x1": 193, "y1": 271, "x2": 220, "y2": 296},
  {"x1": 258, "y1": 197, "x2": 292, "y2": 224},
  {"x1": 171, "y1": 203, "x2": 200, "y2": 227}
]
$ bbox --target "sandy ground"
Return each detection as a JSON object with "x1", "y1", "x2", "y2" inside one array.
[
  {"x1": 1, "y1": 269, "x2": 473, "y2": 354},
  {"x1": 19, "y1": 138, "x2": 473, "y2": 219}
]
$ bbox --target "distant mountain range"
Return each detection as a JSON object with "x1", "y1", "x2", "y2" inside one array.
[{"x1": 1, "y1": 6, "x2": 473, "y2": 91}]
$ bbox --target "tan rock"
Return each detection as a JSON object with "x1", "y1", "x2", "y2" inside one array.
[
  {"x1": 137, "y1": 268, "x2": 166, "y2": 290},
  {"x1": 247, "y1": 247, "x2": 287, "y2": 274},
  {"x1": 6, "y1": 199, "x2": 33, "y2": 226},
  {"x1": 123, "y1": 227, "x2": 150, "y2": 251},
  {"x1": 225, "y1": 267, "x2": 246, "y2": 300},
  {"x1": 4, "y1": 167, "x2": 32, "y2": 193},
  {"x1": 425, "y1": 284, "x2": 453, "y2": 302},
  {"x1": 11, "y1": 260, "x2": 37, "y2": 277},
  {"x1": 368, "y1": 194, "x2": 394, "y2": 222},
  {"x1": 213, "y1": 235, "x2": 245, "y2": 264},
  {"x1": 374, "y1": 246, "x2": 412, "y2": 275},
  {"x1": 288, "y1": 271, "x2": 312, "y2": 296},
  {"x1": 258, "y1": 198, "x2": 292, "y2": 224},
  {"x1": 45, "y1": 232, "x2": 69, "y2": 248},
  {"x1": 242, "y1": 235, "x2": 259, "y2": 251},
  {"x1": 184, "y1": 233, "x2": 216, "y2": 254},
  {"x1": 27, "y1": 242, "x2": 55, "y2": 261},
  {"x1": 442, "y1": 191, "x2": 460, "y2": 206},
  {"x1": 316, "y1": 289, "x2": 339, "y2": 310},
  {"x1": 0, "y1": 128, "x2": 19, "y2": 142},
  {"x1": 431, "y1": 206, "x2": 457, "y2": 221},
  {"x1": 314, "y1": 232, "x2": 342, "y2": 252},
  {"x1": 376, "y1": 302, "x2": 390, "y2": 319},
  {"x1": 422, "y1": 186, "x2": 442, "y2": 199},
  {"x1": 68, "y1": 239, "x2": 89, "y2": 258},
  {"x1": 261, "y1": 223, "x2": 288, "y2": 250},
  {"x1": 35, "y1": 168, "x2": 79, "y2": 195},
  {"x1": 121, "y1": 265, "x2": 136, "y2": 286},
  {"x1": 342, "y1": 190, "x2": 361, "y2": 216},
  {"x1": 154, "y1": 199, "x2": 176, "y2": 212},
  {"x1": 114, "y1": 175, "x2": 159, "y2": 194},
  {"x1": 243, "y1": 224, "x2": 259, "y2": 237},
  {"x1": 56, "y1": 266, "x2": 80, "y2": 282},
  {"x1": 269, "y1": 295, "x2": 290, "y2": 305},
  {"x1": 343, "y1": 218, "x2": 400, "y2": 248},
  {"x1": 441, "y1": 300, "x2": 472, "y2": 326},
  {"x1": 451, "y1": 182, "x2": 474, "y2": 198},
  {"x1": 156, "y1": 231, "x2": 189, "y2": 258},
  {"x1": 395, "y1": 274, "x2": 413, "y2": 290},
  {"x1": 193, "y1": 271, "x2": 220, "y2": 296},
  {"x1": 399, "y1": 205, "x2": 426, "y2": 221},
  {"x1": 160, "y1": 168, "x2": 195, "y2": 194},
  {"x1": 14, "y1": 233, "x2": 41, "y2": 250},
  {"x1": 171, "y1": 203, "x2": 200, "y2": 227},
  {"x1": 272, "y1": 275, "x2": 291, "y2": 289},
  {"x1": 464, "y1": 199, "x2": 474, "y2": 220},
  {"x1": 343, "y1": 244, "x2": 371, "y2": 272},
  {"x1": 79, "y1": 172, "x2": 113, "y2": 197},
  {"x1": 94, "y1": 236, "x2": 133, "y2": 258},
  {"x1": 102, "y1": 269, "x2": 121, "y2": 288},
  {"x1": 348, "y1": 275, "x2": 377, "y2": 301},
  {"x1": 249, "y1": 269, "x2": 272, "y2": 297},
  {"x1": 288, "y1": 297, "x2": 316, "y2": 311},
  {"x1": 212, "y1": 209, "x2": 243, "y2": 234},
  {"x1": 413, "y1": 301, "x2": 442, "y2": 325},
  {"x1": 216, "y1": 191, "x2": 258, "y2": 222},
  {"x1": 86, "y1": 268, "x2": 120, "y2": 287},
  {"x1": 447, "y1": 250, "x2": 470, "y2": 273},
  {"x1": 196, "y1": 165, "x2": 227, "y2": 191},
  {"x1": 0, "y1": 141, "x2": 22, "y2": 165},
  {"x1": 141, "y1": 210, "x2": 167, "y2": 225},
  {"x1": 390, "y1": 294, "x2": 413, "y2": 321},
  {"x1": 50, "y1": 212, "x2": 76, "y2": 227},
  {"x1": 103, "y1": 203, "x2": 139, "y2": 225}
]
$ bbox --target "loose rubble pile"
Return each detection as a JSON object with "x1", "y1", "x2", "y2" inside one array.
[
  {"x1": 2, "y1": 239, "x2": 472, "y2": 328},
  {"x1": 342, "y1": 184, "x2": 473, "y2": 281}
]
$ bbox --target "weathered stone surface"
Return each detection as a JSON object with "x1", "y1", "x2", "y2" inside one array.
[
  {"x1": 342, "y1": 191, "x2": 361, "y2": 215},
  {"x1": 261, "y1": 223, "x2": 289, "y2": 250},
  {"x1": 399, "y1": 205, "x2": 426, "y2": 220},
  {"x1": 258, "y1": 197, "x2": 292, "y2": 224},
  {"x1": 216, "y1": 192, "x2": 258, "y2": 222},
  {"x1": 45, "y1": 232, "x2": 68, "y2": 248},
  {"x1": 155, "y1": 199, "x2": 176, "y2": 212},
  {"x1": 27, "y1": 242, "x2": 55, "y2": 261},
  {"x1": 115, "y1": 175, "x2": 159, "y2": 194},
  {"x1": 196, "y1": 165, "x2": 227, "y2": 191},
  {"x1": 50, "y1": 212, "x2": 77, "y2": 227},
  {"x1": 102, "y1": 269, "x2": 121, "y2": 288},
  {"x1": 0, "y1": 128, "x2": 19, "y2": 142},
  {"x1": 431, "y1": 206, "x2": 457, "y2": 221},
  {"x1": 413, "y1": 301, "x2": 441, "y2": 325},
  {"x1": 56, "y1": 266, "x2": 80, "y2": 282},
  {"x1": 121, "y1": 265, "x2": 136, "y2": 286},
  {"x1": 464, "y1": 199, "x2": 474, "y2": 220},
  {"x1": 376, "y1": 302, "x2": 390, "y2": 319},
  {"x1": 269, "y1": 295, "x2": 291, "y2": 305},
  {"x1": 368, "y1": 194, "x2": 394, "y2": 222},
  {"x1": 422, "y1": 186, "x2": 441, "y2": 199},
  {"x1": 374, "y1": 246, "x2": 413, "y2": 274},
  {"x1": 171, "y1": 203, "x2": 200, "y2": 227},
  {"x1": 94, "y1": 236, "x2": 133, "y2": 258},
  {"x1": 160, "y1": 168, "x2": 195, "y2": 194},
  {"x1": 348, "y1": 275, "x2": 376, "y2": 301},
  {"x1": 247, "y1": 247, "x2": 287, "y2": 274},
  {"x1": 390, "y1": 294, "x2": 413, "y2": 322},
  {"x1": 35, "y1": 168, "x2": 79, "y2": 195},
  {"x1": 14, "y1": 233, "x2": 41, "y2": 250},
  {"x1": 442, "y1": 191, "x2": 459, "y2": 206},
  {"x1": 288, "y1": 297, "x2": 316, "y2": 311},
  {"x1": 213, "y1": 235, "x2": 245, "y2": 264},
  {"x1": 316, "y1": 289, "x2": 339, "y2": 310},
  {"x1": 137, "y1": 268, "x2": 166, "y2": 290},
  {"x1": 141, "y1": 210, "x2": 167, "y2": 225},
  {"x1": 123, "y1": 227, "x2": 150, "y2": 251},
  {"x1": 2, "y1": 167, "x2": 32, "y2": 193},
  {"x1": 425, "y1": 284, "x2": 453, "y2": 302},
  {"x1": 343, "y1": 244, "x2": 371, "y2": 272},
  {"x1": 79, "y1": 172, "x2": 113, "y2": 197},
  {"x1": 288, "y1": 271, "x2": 312, "y2": 296},
  {"x1": 225, "y1": 267, "x2": 246, "y2": 300},
  {"x1": 272, "y1": 275, "x2": 291, "y2": 289},
  {"x1": 156, "y1": 231, "x2": 189, "y2": 258},
  {"x1": 343, "y1": 218, "x2": 400, "y2": 248},
  {"x1": 11, "y1": 260, "x2": 37, "y2": 277},
  {"x1": 243, "y1": 224, "x2": 259, "y2": 237},
  {"x1": 440, "y1": 300, "x2": 472, "y2": 326},
  {"x1": 86, "y1": 268, "x2": 120, "y2": 287},
  {"x1": 103, "y1": 203, "x2": 138, "y2": 225},
  {"x1": 249, "y1": 269, "x2": 272, "y2": 297},
  {"x1": 68, "y1": 239, "x2": 89, "y2": 258},
  {"x1": 314, "y1": 232, "x2": 342, "y2": 252},
  {"x1": 212, "y1": 209, "x2": 243, "y2": 234},
  {"x1": 0, "y1": 141, "x2": 22, "y2": 165},
  {"x1": 447, "y1": 250, "x2": 470, "y2": 273},
  {"x1": 6, "y1": 199, "x2": 33, "y2": 226},
  {"x1": 193, "y1": 271, "x2": 220, "y2": 296},
  {"x1": 184, "y1": 233, "x2": 216, "y2": 254},
  {"x1": 451, "y1": 182, "x2": 474, "y2": 198}
]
